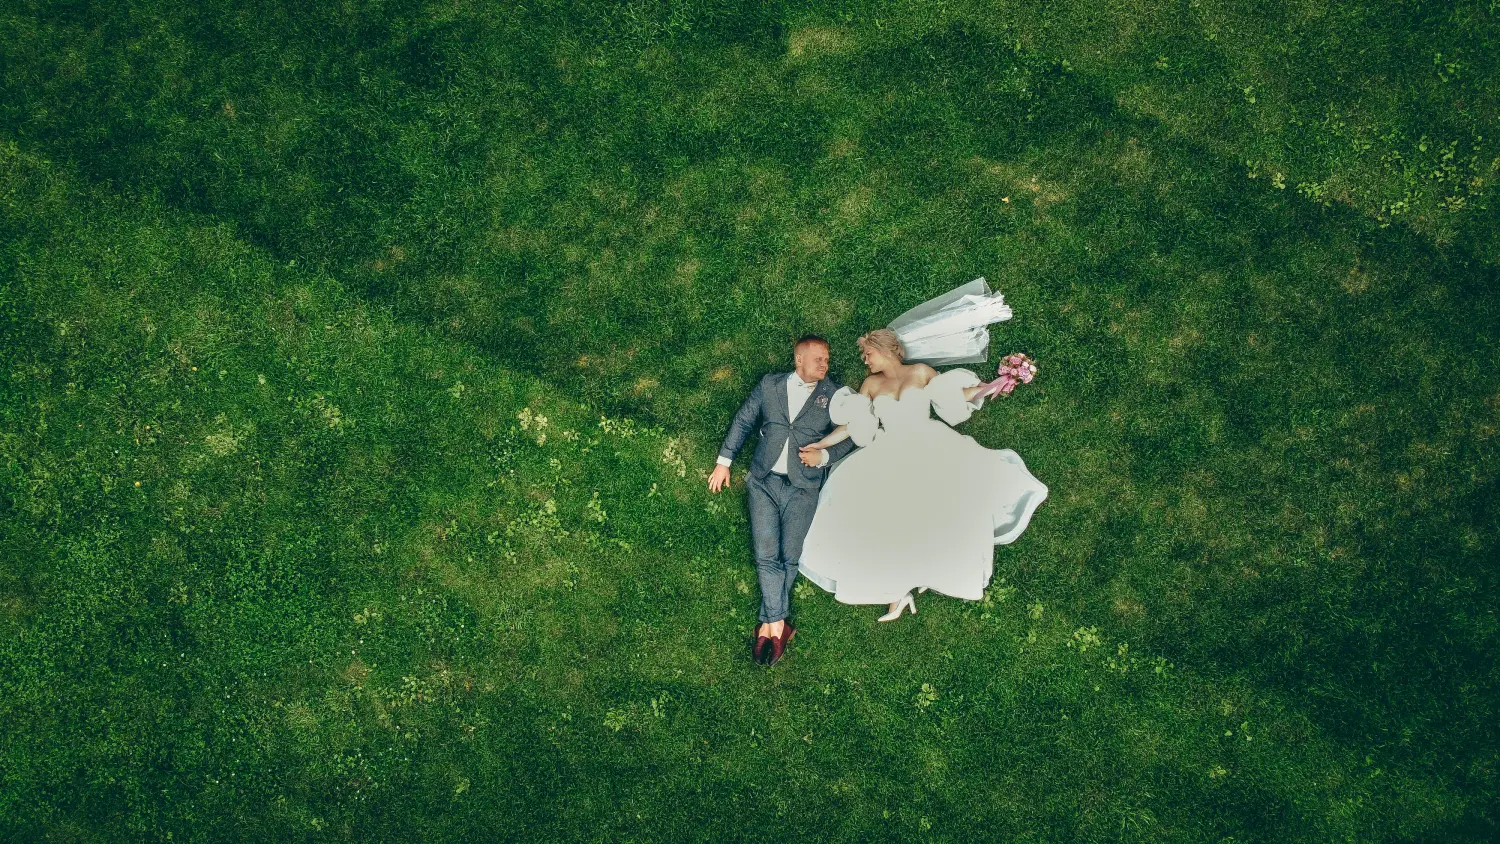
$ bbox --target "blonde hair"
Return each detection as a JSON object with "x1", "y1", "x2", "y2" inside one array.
[{"x1": 857, "y1": 328, "x2": 905, "y2": 362}]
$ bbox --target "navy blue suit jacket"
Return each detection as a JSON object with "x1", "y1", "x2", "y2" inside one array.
[{"x1": 718, "y1": 372, "x2": 858, "y2": 490}]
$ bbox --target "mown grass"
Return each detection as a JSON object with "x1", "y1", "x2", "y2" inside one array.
[
  {"x1": 0, "y1": 140, "x2": 1481, "y2": 841},
  {"x1": 3, "y1": 1, "x2": 1496, "y2": 260},
  {"x1": 2, "y1": 1, "x2": 1498, "y2": 840}
]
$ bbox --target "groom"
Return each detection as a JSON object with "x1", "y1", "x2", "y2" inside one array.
[{"x1": 708, "y1": 335, "x2": 857, "y2": 666}]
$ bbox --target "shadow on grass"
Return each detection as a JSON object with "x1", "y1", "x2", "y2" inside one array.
[{"x1": 2, "y1": 5, "x2": 1499, "y2": 838}]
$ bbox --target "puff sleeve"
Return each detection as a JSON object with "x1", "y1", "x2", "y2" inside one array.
[
  {"x1": 828, "y1": 386, "x2": 879, "y2": 446},
  {"x1": 928, "y1": 368, "x2": 985, "y2": 426}
]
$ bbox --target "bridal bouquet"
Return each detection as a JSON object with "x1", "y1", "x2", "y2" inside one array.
[{"x1": 976, "y1": 353, "x2": 1038, "y2": 398}]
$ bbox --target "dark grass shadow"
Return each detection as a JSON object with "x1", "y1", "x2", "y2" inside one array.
[{"x1": 4, "y1": 5, "x2": 1500, "y2": 837}]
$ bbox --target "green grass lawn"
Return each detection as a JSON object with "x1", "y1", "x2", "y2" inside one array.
[{"x1": 2, "y1": 1, "x2": 1497, "y2": 840}]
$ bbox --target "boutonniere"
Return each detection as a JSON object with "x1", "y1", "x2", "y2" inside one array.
[{"x1": 815, "y1": 394, "x2": 829, "y2": 408}]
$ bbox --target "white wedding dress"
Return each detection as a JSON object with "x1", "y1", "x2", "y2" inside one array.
[{"x1": 798, "y1": 369, "x2": 1048, "y2": 604}]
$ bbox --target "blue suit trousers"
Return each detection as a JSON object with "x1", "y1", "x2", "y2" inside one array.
[{"x1": 745, "y1": 471, "x2": 819, "y2": 623}]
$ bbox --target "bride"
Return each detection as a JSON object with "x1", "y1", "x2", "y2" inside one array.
[{"x1": 795, "y1": 327, "x2": 1048, "y2": 621}]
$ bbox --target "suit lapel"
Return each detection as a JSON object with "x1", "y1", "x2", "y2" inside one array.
[
  {"x1": 791, "y1": 379, "x2": 827, "y2": 425},
  {"x1": 771, "y1": 373, "x2": 790, "y2": 423}
]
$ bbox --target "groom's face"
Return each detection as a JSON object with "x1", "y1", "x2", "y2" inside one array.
[{"x1": 794, "y1": 341, "x2": 829, "y2": 383}]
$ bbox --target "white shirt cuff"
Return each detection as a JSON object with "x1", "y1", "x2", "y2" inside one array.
[
  {"x1": 817, "y1": 449, "x2": 829, "y2": 467},
  {"x1": 716, "y1": 456, "x2": 733, "y2": 468}
]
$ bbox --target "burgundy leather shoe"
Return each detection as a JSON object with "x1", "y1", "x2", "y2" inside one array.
[
  {"x1": 766, "y1": 621, "x2": 796, "y2": 667},
  {"x1": 752, "y1": 631, "x2": 773, "y2": 665}
]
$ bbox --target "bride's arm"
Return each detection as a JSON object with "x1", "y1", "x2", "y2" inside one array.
[
  {"x1": 797, "y1": 425, "x2": 848, "y2": 467},
  {"x1": 911, "y1": 362, "x2": 986, "y2": 402},
  {"x1": 928, "y1": 367, "x2": 991, "y2": 426},
  {"x1": 804, "y1": 425, "x2": 850, "y2": 451}
]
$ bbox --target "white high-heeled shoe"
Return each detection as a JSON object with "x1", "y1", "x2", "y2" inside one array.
[{"x1": 878, "y1": 592, "x2": 916, "y2": 622}]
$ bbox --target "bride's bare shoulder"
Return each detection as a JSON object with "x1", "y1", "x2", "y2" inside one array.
[
  {"x1": 912, "y1": 363, "x2": 939, "y2": 383},
  {"x1": 858, "y1": 373, "x2": 889, "y2": 397}
]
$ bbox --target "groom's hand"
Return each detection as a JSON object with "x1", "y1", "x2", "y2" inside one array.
[
  {"x1": 708, "y1": 464, "x2": 732, "y2": 493},
  {"x1": 797, "y1": 444, "x2": 826, "y2": 467}
]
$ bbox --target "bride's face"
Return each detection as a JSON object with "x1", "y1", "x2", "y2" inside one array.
[{"x1": 862, "y1": 346, "x2": 893, "y2": 373}]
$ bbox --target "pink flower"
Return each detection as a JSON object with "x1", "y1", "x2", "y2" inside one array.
[{"x1": 981, "y1": 353, "x2": 1039, "y2": 397}]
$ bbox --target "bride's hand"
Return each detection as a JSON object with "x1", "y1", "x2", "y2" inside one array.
[{"x1": 797, "y1": 443, "x2": 825, "y2": 467}]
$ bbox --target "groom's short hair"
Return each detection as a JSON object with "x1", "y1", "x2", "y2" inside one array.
[{"x1": 795, "y1": 334, "x2": 829, "y2": 351}]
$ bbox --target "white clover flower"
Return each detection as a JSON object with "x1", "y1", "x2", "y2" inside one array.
[
  {"x1": 586, "y1": 492, "x2": 607, "y2": 523},
  {"x1": 661, "y1": 437, "x2": 688, "y2": 478}
]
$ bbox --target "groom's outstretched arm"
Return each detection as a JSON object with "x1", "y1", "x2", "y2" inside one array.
[
  {"x1": 717, "y1": 378, "x2": 765, "y2": 464},
  {"x1": 709, "y1": 378, "x2": 765, "y2": 492}
]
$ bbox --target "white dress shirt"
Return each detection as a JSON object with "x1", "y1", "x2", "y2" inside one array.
[{"x1": 718, "y1": 373, "x2": 830, "y2": 473}]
